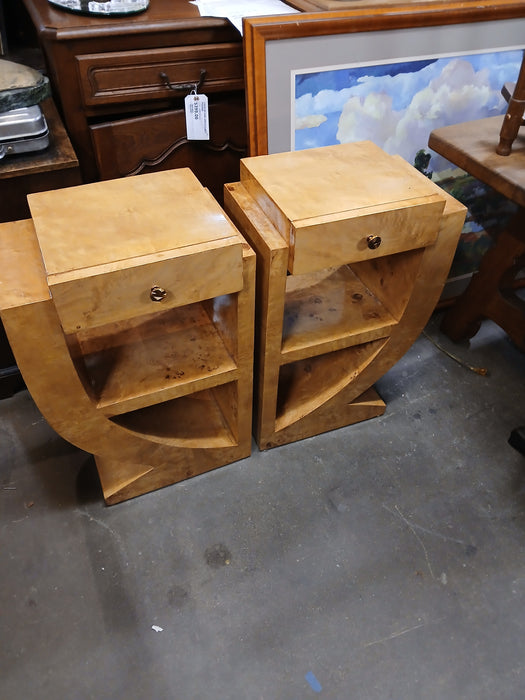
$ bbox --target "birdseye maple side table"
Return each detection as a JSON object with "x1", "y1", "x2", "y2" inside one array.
[
  {"x1": 224, "y1": 142, "x2": 467, "y2": 449},
  {"x1": 0, "y1": 168, "x2": 255, "y2": 504}
]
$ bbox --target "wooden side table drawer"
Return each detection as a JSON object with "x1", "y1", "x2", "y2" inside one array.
[
  {"x1": 48, "y1": 238, "x2": 243, "y2": 334},
  {"x1": 76, "y1": 43, "x2": 244, "y2": 107},
  {"x1": 240, "y1": 142, "x2": 445, "y2": 274},
  {"x1": 286, "y1": 201, "x2": 445, "y2": 274},
  {"x1": 27, "y1": 169, "x2": 244, "y2": 332}
]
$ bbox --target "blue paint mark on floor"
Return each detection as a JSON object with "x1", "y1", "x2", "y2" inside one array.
[{"x1": 305, "y1": 671, "x2": 322, "y2": 692}]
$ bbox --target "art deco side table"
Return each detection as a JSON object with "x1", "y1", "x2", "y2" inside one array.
[
  {"x1": 0, "y1": 169, "x2": 255, "y2": 504},
  {"x1": 224, "y1": 142, "x2": 467, "y2": 449}
]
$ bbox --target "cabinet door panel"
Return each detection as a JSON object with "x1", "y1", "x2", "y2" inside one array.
[{"x1": 90, "y1": 96, "x2": 247, "y2": 202}]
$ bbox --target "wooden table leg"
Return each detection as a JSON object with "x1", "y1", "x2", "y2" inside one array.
[{"x1": 441, "y1": 207, "x2": 525, "y2": 349}]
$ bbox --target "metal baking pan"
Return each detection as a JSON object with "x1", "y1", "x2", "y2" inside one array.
[
  {"x1": 0, "y1": 105, "x2": 49, "y2": 159},
  {"x1": 0, "y1": 105, "x2": 48, "y2": 141},
  {"x1": 0, "y1": 105, "x2": 47, "y2": 143}
]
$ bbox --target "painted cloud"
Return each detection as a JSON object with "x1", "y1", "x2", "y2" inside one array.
[{"x1": 294, "y1": 51, "x2": 522, "y2": 174}]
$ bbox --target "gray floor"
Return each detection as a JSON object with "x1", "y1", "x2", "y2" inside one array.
[{"x1": 1, "y1": 310, "x2": 525, "y2": 700}]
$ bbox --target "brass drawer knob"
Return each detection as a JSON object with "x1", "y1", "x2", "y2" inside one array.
[
  {"x1": 367, "y1": 234, "x2": 382, "y2": 250},
  {"x1": 150, "y1": 285, "x2": 167, "y2": 302}
]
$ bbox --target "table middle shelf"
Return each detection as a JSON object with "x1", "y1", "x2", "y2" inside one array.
[
  {"x1": 281, "y1": 264, "x2": 397, "y2": 363},
  {"x1": 72, "y1": 300, "x2": 238, "y2": 416}
]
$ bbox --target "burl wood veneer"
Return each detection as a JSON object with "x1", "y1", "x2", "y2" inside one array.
[
  {"x1": 224, "y1": 141, "x2": 467, "y2": 449},
  {"x1": 0, "y1": 169, "x2": 255, "y2": 504}
]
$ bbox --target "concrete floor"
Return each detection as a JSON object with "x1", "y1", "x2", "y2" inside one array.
[{"x1": 1, "y1": 310, "x2": 525, "y2": 700}]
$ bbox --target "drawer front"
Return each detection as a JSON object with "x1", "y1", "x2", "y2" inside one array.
[
  {"x1": 50, "y1": 239, "x2": 244, "y2": 333},
  {"x1": 289, "y1": 196, "x2": 446, "y2": 275},
  {"x1": 77, "y1": 44, "x2": 244, "y2": 107},
  {"x1": 239, "y1": 142, "x2": 449, "y2": 275}
]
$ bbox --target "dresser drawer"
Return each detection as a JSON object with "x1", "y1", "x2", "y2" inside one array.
[{"x1": 76, "y1": 43, "x2": 244, "y2": 108}]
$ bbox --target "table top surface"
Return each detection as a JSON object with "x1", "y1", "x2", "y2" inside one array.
[
  {"x1": 428, "y1": 115, "x2": 525, "y2": 208},
  {"x1": 242, "y1": 140, "x2": 445, "y2": 222},
  {"x1": 22, "y1": 0, "x2": 236, "y2": 36},
  {"x1": 22, "y1": 0, "x2": 306, "y2": 39},
  {"x1": 26, "y1": 168, "x2": 240, "y2": 277}
]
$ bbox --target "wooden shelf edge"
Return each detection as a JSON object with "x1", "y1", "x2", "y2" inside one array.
[
  {"x1": 281, "y1": 264, "x2": 397, "y2": 361},
  {"x1": 280, "y1": 326, "x2": 393, "y2": 364},
  {"x1": 275, "y1": 339, "x2": 387, "y2": 432},
  {"x1": 98, "y1": 367, "x2": 240, "y2": 416}
]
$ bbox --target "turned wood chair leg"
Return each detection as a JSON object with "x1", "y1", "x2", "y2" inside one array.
[{"x1": 497, "y1": 50, "x2": 525, "y2": 156}]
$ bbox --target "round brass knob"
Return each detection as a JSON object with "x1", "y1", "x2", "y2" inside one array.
[
  {"x1": 150, "y1": 285, "x2": 167, "y2": 302},
  {"x1": 367, "y1": 234, "x2": 382, "y2": 250}
]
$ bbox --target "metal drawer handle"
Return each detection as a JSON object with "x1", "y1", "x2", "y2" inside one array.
[
  {"x1": 150, "y1": 285, "x2": 167, "y2": 302},
  {"x1": 159, "y1": 68, "x2": 207, "y2": 93},
  {"x1": 367, "y1": 235, "x2": 382, "y2": 250}
]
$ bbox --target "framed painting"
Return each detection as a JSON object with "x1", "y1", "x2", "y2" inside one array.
[{"x1": 243, "y1": 0, "x2": 525, "y2": 292}]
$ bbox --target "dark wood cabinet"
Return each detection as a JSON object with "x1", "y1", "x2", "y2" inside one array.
[
  {"x1": 90, "y1": 95, "x2": 246, "y2": 190},
  {"x1": 21, "y1": 0, "x2": 248, "y2": 202}
]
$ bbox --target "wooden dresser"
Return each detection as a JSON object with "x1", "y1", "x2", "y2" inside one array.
[{"x1": 21, "y1": 0, "x2": 247, "y2": 202}]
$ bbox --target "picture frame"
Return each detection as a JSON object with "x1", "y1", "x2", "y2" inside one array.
[
  {"x1": 243, "y1": 0, "x2": 525, "y2": 156},
  {"x1": 243, "y1": 1, "x2": 525, "y2": 295}
]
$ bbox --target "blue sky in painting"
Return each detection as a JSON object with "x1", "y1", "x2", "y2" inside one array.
[
  {"x1": 294, "y1": 50, "x2": 523, "y2": 174},
  {"x1": 296, "y1": 59, "x2": 436, "y2": 99}
]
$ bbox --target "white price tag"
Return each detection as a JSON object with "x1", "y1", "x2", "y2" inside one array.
[{"x1": 184, "y1": 93, "x2": 209, "y2": 140}]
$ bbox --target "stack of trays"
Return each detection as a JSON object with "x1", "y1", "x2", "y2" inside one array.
[
  {"x1": 0, "y1": 105, "x2": 49, "y2": 159},
  {"x1": 0, "y1": 59, "x2": 51, "y2": 161}
]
